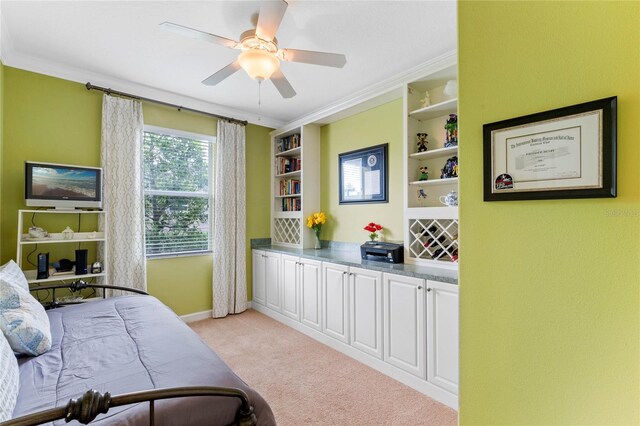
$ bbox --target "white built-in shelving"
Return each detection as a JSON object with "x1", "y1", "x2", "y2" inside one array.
[
  {"x1": 271, "y1": 125, "x2": 320, "y2": 248},
  {"x1": 403, "y1": 60, "x2": 459, "y2": 269}
]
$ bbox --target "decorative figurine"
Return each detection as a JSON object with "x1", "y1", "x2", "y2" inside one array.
[
  {"x1": 417, "y1": 189, "x2": 427, "y2": 199},
  {"x1": 440, "y1": 156, "x2": 458, "y2": 179},
  {"x1": 416, "y1": 133, "x2": 429, "y2": 152},
  {"x1": 62, "y1": 226, "x2": 75, "y2": 240},
  {"x1": 419, "y1": 166, "x2": 429, "y2": 181},
  {"x1": 420, "y1": 90, "x2": 431, "y2": 108},
  {"x1": 444, "y1": 113, "x2": 458, "y2": 147},
  {"x1": 28, "y1": 226, "x2": 48, "y2": 239}
]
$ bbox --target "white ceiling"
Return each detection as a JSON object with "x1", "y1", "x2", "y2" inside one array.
[{"x1": 0, "y1": 1, "x2": 457, "y2": 128}]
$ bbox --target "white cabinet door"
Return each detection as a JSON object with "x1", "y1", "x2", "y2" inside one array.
[
  {"x1": 426, "y1": 280, "x2": 459, "y2": 395},
  {"x1": 265, "y1": 252, "x2": 282, "y2": 311},
  {"x1": 281, "y1": 254, "x2": 300, "y2": 320},
  {"x1": 383, "y1": 273, "x2": 426, "y2": 378},
  {"x1": 300, "y1": 258, "x2": 322, "y2": 331},
  {"x1": 350, "y1": 267, "x2": 383, "y2": 359},
  {"x1": 322, "y1": 262, "x2": 349, "y2": 343},
  {"x1": 252, "y1": 250, "x2": 266, "y2": 306}
]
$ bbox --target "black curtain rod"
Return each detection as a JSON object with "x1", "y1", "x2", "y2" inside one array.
[{"x1": 85, "y1": 82, "x2": 248, "y2": 126}]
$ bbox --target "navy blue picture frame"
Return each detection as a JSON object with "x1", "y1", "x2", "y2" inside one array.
[{"x1": 338, "y1": 143, "x2": 388, "y2": 204}]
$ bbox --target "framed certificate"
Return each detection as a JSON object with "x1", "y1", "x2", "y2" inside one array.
[
  {"x1": 339, "y1": 143, "x2": 388, "y2": 204},
  {"x1": 483, "y1": 97, "x2": 616, "y2": 201}
]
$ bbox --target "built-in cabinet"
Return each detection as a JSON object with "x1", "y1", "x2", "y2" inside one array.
[
  {"x1": 252, "y1": 249, "x2": 459, "y2": 409},
  {"x1": 349, "y1": 267, "x2": 383, "y2": 359},
  {"x1": 322, "y1": 262, "x2": 350, "y2": 344},
  {"x1": 427, "y1": 279, "x2": 459, "y2": 395},
  {"x1": 383, "y1": 273, "x2": 426, "y2": 378}
]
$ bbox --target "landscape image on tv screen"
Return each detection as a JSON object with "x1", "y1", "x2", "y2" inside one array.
[{"x1": 32, "y1": 166, "x2": 97, "y2": 198}]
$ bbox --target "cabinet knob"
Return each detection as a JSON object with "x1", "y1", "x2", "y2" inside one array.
[
  {"x1": 342, "y1": 271, "x2": 348, "y2": 276},
  {"x1": 426, "y1": 288, "x2": 432, "y2": 292},
  {"x1": 417, "y1": 285, "x2": 423, "y2": 290}
]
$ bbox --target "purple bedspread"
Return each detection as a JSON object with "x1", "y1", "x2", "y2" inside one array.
[{"x1": 12, "y1": 295, "x2": 276, "y2": 425}]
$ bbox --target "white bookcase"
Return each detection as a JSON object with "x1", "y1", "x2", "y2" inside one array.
[
  {"x1": 271, "y1": 124, "x2": 320, "y2": 248},
  {"x1": 403, "y1": 59, "x2": 459, "y2": 269},
  {"x1": 15, "y1": 209, "x2": 108, "y2": 285}
]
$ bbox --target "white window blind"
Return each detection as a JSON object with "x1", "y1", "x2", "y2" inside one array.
[{"x1": 143, "y1": 126, "x2": 215, "y2": 256}]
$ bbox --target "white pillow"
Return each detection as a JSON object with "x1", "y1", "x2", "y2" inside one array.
[
  {"x1": 0, "y1": 260, "x2": 29, "y2": 292},
  {"x1": 0, "y1": 265, "x2": 52, "y2": 356},
  {"x1": 0, "y1": 331, "x2": 19, "y2": 421}
]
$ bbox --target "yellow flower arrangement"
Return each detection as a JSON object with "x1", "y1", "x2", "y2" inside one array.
[{"x1": 306, "y1": 212, "x2": 327, "y2": 234}]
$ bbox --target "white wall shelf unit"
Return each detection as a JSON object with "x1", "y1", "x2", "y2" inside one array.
[
  {"x1": 403, "y1": 58, "x2": 459, "y2": 269},
  {"x1": 271, "y1": 125, "x2": 320, "y2": 248},
  {"x1": 16, "y1": 209, "x2": 108, "y2": 285}
]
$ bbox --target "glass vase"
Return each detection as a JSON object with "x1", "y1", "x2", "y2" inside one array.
[{"x1": 314, "y1": 233, "x2": 322, "y2": 249}]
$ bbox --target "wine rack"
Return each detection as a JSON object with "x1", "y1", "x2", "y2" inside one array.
[
  {"x1": 273, "y1": 217, "x2": 301, "y2": 245},
  {"x1": 408, "y1": 218, "x2": 458, "y2": 262}
]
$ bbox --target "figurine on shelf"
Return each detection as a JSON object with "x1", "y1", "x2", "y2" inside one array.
[
  {"x1": 416, "y1": 133, "x2": 428, "y2": 152},
  {"x1": 444, "y1": 113, "x2": 458, "y2": 147},
  {"x1": 419, "y1": 166, "x2": 429, "y2": 181},
  {"x1": 440, "y1": 156, "x2": 459, "y2": 179},
  {"x1": 420, "y1": 90, "x2": 431, "y2": 108},
  {"x1": 417, "y1": 188, "x2": 427, "y2": 199}
]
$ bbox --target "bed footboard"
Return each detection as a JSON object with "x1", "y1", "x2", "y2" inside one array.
[{"x1": 4, "y1": 387, "x2": 257, "y2": 426}]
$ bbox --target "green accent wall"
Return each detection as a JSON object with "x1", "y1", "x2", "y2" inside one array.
[
  {"x1": 458, "y1": 2, "x2": 640, "y2": 424},
  {"x1": 1, "y1": 67, "x2": 272, "y2": 316},
  {"x1": 0, "y1": 60, "x2": 4, "y2": 261},
  {"x1": 320, "y1": 99, "x2": 403, "y2": 242}
]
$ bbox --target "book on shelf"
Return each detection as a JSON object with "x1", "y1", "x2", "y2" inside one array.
[
  {"x1": 279, "y1": 179, "x2": 301, "y2": 196},
  {"x1": 277, "y1": 157, "x2": 301, "y2": 174},
  {"x1": 276, "y1": 133, "x2": 301, "y2": 153},
  {"x1": 281, "y1": 197, "x2": 302, "y2": 212}
]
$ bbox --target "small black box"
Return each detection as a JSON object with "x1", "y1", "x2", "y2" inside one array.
[
  {"x1": 75, "y1": 249, "x2": 88, "y2": 275},
  {"x1": 37, "y1": 253, "x2": 49, "y2": 279}
]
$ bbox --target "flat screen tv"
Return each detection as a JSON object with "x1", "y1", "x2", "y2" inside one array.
[{"x1": 25, "y1": 161, "x2": 103, "y2": 210}]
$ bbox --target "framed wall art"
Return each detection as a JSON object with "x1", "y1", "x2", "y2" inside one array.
[
  {"x1": 339, "y1": 143, "x2": 388, "y2": 204},
  {"x1": 483, "y1": 96, "x2": 617, "y2": 201}
]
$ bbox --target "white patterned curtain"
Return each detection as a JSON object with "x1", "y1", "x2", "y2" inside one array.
[
  {"x1": 212, "y1": 120, "x2": 247, "y2": 318},
  {"x1": 100, "y1": 95, "x2": 147, "y2": 295}
]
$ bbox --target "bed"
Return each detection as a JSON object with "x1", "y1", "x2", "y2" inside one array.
[{"x1": 7, "y1": 293, "x2": 276, "y2": 425}]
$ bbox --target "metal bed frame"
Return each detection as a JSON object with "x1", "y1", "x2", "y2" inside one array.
[{"x1": 2, "y1": 284, "x2": 257, "y2": 426}]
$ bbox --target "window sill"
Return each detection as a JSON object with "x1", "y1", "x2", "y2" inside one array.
[{"x1": 146, "y1": 251, "x2": 212, "y2": 260}]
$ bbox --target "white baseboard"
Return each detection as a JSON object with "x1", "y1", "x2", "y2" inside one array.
[
  {"x1": 180, "y1": 310, "x2": 212, "y2": 323},
  {"x1": 251, "y1": 303, "x2": 458, "y2": 410},
  {"x1": 180, "y1": 302, "x2": 253, "y2": 323}
]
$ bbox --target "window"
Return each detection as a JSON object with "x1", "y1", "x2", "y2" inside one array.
[{"x1": 143, "y1": 126, "x2": 215, "y2": 257}]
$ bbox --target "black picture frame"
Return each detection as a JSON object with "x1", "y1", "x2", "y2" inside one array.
[
  {"x1": 483, "y1": 96, "x2": 617, "y2": 201},
  {"x1": 339, "y1": 143, "x2": 388, "y2": 204}
]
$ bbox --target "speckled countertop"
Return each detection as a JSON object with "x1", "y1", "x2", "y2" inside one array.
[{"x1": 251, "y1": 239, "x2": 458, "y2": 285}]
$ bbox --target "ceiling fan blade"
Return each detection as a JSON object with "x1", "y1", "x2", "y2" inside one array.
[
  {"x1": 279, "y1": 48, "x2": 347, "y2": 68},
  {"x1": 255, "y1": 0, "x2": 288, "y2": 41},
  {"x1": 270, "y1": 69, "x2": 296, "y2": 98},
  {"x1": 160, "y1": 22, "x2": 239, "y2": 49},
  {"x1": 202, "y1": 61, "x2": 242, "y2": 86}
]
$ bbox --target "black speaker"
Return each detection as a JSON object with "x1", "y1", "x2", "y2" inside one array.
[
  {"x1": 75, "y1": 249, "x2": 88, "y2": 275},
  {"x1": 37, "y1": 253, "x2": 49, "y2": 280}
]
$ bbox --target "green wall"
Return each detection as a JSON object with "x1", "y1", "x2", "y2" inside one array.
[
  {"x1": 458, "y1": 2, "x2": 640, "y2": 424},
  {"x1": 1, "y1": 67, "x2": 272, "y2": 315},
  {"x1": 320, "y1": 99, "x2": 403, "y2": 242}
]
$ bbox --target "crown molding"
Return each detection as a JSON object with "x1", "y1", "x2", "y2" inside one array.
[
  {"x1": 1, "y1": 48, "x2": 285, "y2": 129},
  {"x1": 273, "y1": 50, "x2": 457, "y2": 135}
]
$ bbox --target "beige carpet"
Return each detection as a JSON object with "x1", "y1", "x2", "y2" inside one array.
[{"x1": 190, "y1": 309, "x2": 457, "y2": 426}]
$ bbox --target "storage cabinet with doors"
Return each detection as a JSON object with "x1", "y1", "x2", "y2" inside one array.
[
  {"x1": 426, "y1": 279, "x2": 459, "y2": 394},
  {"x1": 349, "y1": 267, "x2": 383, "y2": 359},
  {"x1": 383, "y1": 273, "x2": 426, "y2": 378},
  {"x1": 281, "y1": 254, "x2": 322, "y2": 330},
  {"x1": 321, "y1": 262, "x2": 350, "y2": 344},
  {"x1": 252, "y1": 250, "x2": 280, "y2": 309}
]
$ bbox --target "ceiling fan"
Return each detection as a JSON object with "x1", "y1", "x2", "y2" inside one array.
[{"x1": 160, "y1": 0, "x2": 347, "y2": 99}]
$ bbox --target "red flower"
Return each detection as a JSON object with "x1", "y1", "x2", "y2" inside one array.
[
  {"x1": 368, "y1": 222, "x2": 376, "y2": 227},
  {"x1": 375, "y1": 224, "x2": 382, "y2": 231}
]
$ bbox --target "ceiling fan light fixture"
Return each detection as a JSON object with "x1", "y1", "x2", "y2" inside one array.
[{"x1": 238, "y1": 49, "x2": 280, "y2": 80}]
